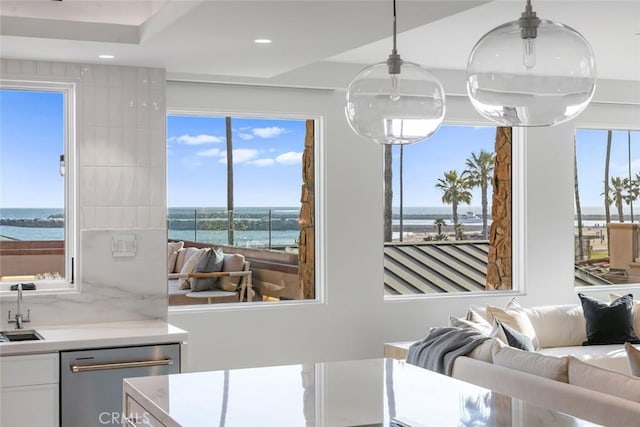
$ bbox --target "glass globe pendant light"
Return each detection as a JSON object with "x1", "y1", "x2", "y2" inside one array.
[
  {"x1": 466, "y1": 0, "x2": 596, "y2": 127},
  {"x1": 345, "y1": 0, "x2": 445, "y2": 145}
]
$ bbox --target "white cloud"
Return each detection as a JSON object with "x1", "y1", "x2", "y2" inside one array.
[
  {"x1": 248, "y1": 158, "x2": 276, "y2": 167},
  {"x1": 276, "y1": 151, "x2": 302, "y2": 165},
  {"x1": 218, "y1": 148, "x2": 260, "y2": 164},
  {"x1": 239, "y1": 133, "x2": 254, "y2": 140},
  {"x1": 177, "y1": 134, "x2": 224, "y2": 145},
  {"x1": 197, "y1": 148, "x2": 222, "y2": 157},
  {"x1": 253, "y1": 127, "x2": 287, "y2": 139}
]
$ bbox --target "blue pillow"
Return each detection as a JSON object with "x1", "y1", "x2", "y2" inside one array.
[
  {"x1": 495, "y1": 319, "x2": 534, "y2": 351},
  {"x1": 578, "y1": 293, "x2": 640, "y2": 345},
  {"x1": 191, "y1": 248, "x2": 225, "y2": 291}
]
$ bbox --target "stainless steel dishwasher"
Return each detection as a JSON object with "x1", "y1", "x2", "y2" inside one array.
[{"x1": 60, "y1": 343, "x2": 180, "y2": 426}]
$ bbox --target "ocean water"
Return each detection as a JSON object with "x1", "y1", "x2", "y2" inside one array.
[{"x1": 0, "y1": 208, "x2": 300, "y2": 247}]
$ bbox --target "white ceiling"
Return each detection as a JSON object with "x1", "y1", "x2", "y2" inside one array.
[{"x1": 1, "y1": 0, "x2": 638, "y2": 87}]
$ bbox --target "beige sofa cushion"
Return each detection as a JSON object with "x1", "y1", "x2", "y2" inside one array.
[
  {"x1": 625, "y1": 342, "x2": 640, "y2": 377},
  {"x1": 177, "y1": 248, "x2": 207, "y2": 290},
  {"x1": 467, "y1": 337, "x2": 504, "y2": 363},
  {"x1": 167, "y1": 241, "x2": 184, "y2": 273},
  {"x1": 218, "y1": 253, "x2": 246, "y2": 291},
  {"x1": 486, "y1": 302, "x2": 539, "y2": 350},
  {"x1": 523, "y1": 304, "x2": 586, "y2": 348},
  {"x1": 493, "y1": 345, "x2": 570, "y2": 382},
  {"x1": 538, "y1": 344, "x2": 630, "y2": 375},
  {"x1": 448, "y1": 316, "x2": 493, "y2": 335},
  {"x1": 568, "y1": 356, "x2": 640, "y2": 403}
]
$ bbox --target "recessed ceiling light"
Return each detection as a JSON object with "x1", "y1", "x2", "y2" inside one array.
[
  {"x1": 254, "y1": 39, "x2": 272, "y2": 44},
  {"x1": 98, "y1": 54, "x2": 115, "y2": 59}
]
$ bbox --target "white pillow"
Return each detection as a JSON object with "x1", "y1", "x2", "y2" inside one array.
[
  {"x1": 523, "y1": 304, "x2": 586, "y2": 348},
  {"x1": 175, "y1": 247, "x2": 200, "y2": 273},
  {"x1": 493, "y1": 345, "x2": 570, "y2": 383},
  {"x1": 177, "y1": 248, "x2": 207, "y2": 290},
  {"x1": 167, "y1": 241, "x2": 184, "y2": 274},
  {"x1": 486, "y1": 301, "x2": 540, "y2": 350},
  {"x1": 568, "y1": 356, "x2": 640, "y2": 403},
  {"x1": 449, "y1": 316, "x2": 493, "y2": 335}
]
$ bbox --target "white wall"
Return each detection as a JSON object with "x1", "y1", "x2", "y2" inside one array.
[{"x1": 167, "y1": 80, "x2": 640, "y2": 372}]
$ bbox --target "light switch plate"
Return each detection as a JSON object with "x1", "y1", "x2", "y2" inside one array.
[{"x1": 112, "y1": 234, "x2": 136, "y2": 257}]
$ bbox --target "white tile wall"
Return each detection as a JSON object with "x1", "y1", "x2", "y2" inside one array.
[{"x1": 0, "y1": 59, "x2": 168, "y2": 325}]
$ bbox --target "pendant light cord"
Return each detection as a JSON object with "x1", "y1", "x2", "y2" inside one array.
[{"x1": 387, "y1": 0, "x2": 401, "y2": 74}]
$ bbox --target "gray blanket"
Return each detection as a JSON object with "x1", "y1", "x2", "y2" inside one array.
[{"x1": 406, "y1": 327, "x2": 491, "y2": 376}]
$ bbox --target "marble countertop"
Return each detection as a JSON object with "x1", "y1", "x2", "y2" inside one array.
[
  {"x1": 0, "y1": 320, "x2": 188, "y2": 356},
  {"x1": 123, "y1": 358, "x2": 599, "y2": 427}
]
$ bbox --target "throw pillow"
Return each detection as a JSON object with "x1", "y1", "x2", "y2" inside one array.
[
  {"x1": 523, "y1": 304, "x2": 586, "y2": 348},
  {"x1": 494, "y1": 319, "x2": 535, "y2": 351},
  {"x1": 568, "y1": 356, "x2": 640, "y2": 403},
  {"x1": 578, "y1": 293, "x2": 640, "y2": 345},
  {"x1": 486, "y1": 301, "x2": 540, "y2": 349},
  {"x1": 467, "y1": 337, "x2": 505, "y2": 363},
  {"x1": 610, "y1": 293, "x2": 640, "y2": 338},
  {"x1": 493, "y1": 345, "x2": 570, "y2": 383},
  {"x1": 625, "y1": 342, "x2": 640, "y2": 377},
  {"x1": 177, "y1": 248, "x2": 207, "y2": 290},
  {"x1": 191, "y1": 248, "x2": 225, "y2": 292},
  {"x1": 167, "y1": 241, "x2": 184, "y2": 274},
  {"x1": 175, "y1": 247, "x2": 200, "y2": 273},
  {"x1": 448, "y1": 316, "x2": 494, "y2": 335},
  {"x1": 217, "y1": 253, "x2": 246, "y2": 291}
]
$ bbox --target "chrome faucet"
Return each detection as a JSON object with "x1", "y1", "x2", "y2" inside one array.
[{"x1": 8, "y1": 283, "x2": 30, "y2": 329}]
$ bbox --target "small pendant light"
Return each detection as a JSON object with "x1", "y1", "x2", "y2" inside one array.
[
  {"x1": 345, "y1": 0, "x2": 445, "y2": 145},
  {"x1": 466, "y1": 0, "x2": 596, "y2": 127}
]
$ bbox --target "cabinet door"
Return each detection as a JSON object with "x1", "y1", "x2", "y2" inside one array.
[{"x1": 0, "y1": 384, "x2": 59, "y2": 427}]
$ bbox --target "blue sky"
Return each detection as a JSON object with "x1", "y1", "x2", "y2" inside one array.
[
  {"x1": 576, "y1": 129, "x2": 640, "y2": 208},
  {"x1": 391, "y1": 125, "x2": 497, "y2": 207},
  {"x1": 0, "y1": 89, "x2": 64, "y2": 208},
  {"x1": 167, "y1": 115, "x2": 306, "y2": 207},
  {"x1": 3, "y1": 89, "x2": 639, "y2": 211}
]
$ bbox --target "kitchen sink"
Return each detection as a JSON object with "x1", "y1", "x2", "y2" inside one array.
[{"x1": 0, "y1": 329, "x2": 43, "y2": 342}]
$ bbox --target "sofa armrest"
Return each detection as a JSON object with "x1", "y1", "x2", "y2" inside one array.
[{"x1": 452, "y1": 356, "x2": 640, "y2": 425}]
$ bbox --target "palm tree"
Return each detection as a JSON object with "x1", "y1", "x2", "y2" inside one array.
[
  {"x1": 436, "y1": 170, "x2": 472, "y2": 240},
  {"x1": 574, "y1": 135, "x2": 584, "y2": 260},
  {"x1": 433, "y1": 218, "x2": 447, "y2": 235},
  {"x1": 608, "y1": 176, "x2": 630, "y2": 222},
  {"x1": 225, "y1": 116, "x2": 234, "y2": 245},
  {"x1": 604, "y1": 130, "x2": 612, "y2": 255},
  {"x1": 465, "y1": 150, "x2": 495, "y2": 239}
]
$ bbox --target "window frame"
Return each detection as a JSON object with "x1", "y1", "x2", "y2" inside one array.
[
  {"x1": 0, "y1": 79, "x2": 77, "y2": 295},
  {"x1": 573, "y1": 125, "x2": 640, "y2": 290},
  {"x1": 382, "y1": 122, "x2": 525, "y2": 301},
  {"x1": 166, "y1": 108, "x2": 325, "y2": 310}
]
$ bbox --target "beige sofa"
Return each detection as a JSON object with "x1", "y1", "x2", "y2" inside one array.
[{"x1": 385, "y1": 301, "x2": 640, "y2": 425}]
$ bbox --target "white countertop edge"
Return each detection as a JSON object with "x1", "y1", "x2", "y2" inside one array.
[
  {"x1": 124, "y1": 379, "x2": 180, "y2": 427},
  {"x1": 0, "y1": 319, "x2": 188, "y2": 356}
]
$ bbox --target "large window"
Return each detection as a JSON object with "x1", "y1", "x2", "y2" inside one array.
[
  {"x1": 167, "y1": 114, "x2": 315, "y2": 305},
  {"x1": 574, "y1": 128, "x2": 640, "y2": 286},
  {"x1": 0, "y1": 82, "x2": 75, "y2": 290},
  {"x1": 383, "y1": 124, "x2": 514, "y2": 296}
]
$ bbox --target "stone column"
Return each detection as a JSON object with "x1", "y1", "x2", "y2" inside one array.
[
  {"x1": 298, "y1": 120, "x2": 315, "y2": 299},
  {"x1": 487, "y1": 127, "x2": 512, "y2": 290}
]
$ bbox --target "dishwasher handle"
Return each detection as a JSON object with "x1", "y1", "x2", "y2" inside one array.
[{"x1": 71, "y1": 358, "x2": 174, "y2": 373}]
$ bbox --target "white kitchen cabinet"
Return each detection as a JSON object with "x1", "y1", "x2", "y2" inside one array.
[{"x1": 0, "y1": 353, "x2": 59, "y2": 427}]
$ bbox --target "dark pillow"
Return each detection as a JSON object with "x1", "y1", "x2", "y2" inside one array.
[
  {"x1": 191, "y1": 248, "x2": 225, "y2": 291},
  {"x1": 495, "y1": 319, "x2": 534, "y2": 351},
  {"x1": 578, "y1": 293, "x2": 640, "y2": 345}
]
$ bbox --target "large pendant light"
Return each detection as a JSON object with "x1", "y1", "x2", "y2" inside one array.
[
  {"x1": 466, "y1": 0, "x2": 596, "y2": 127},
  {"x1": 345, "y1": 0, "x2": 445, "y2": 145}
]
